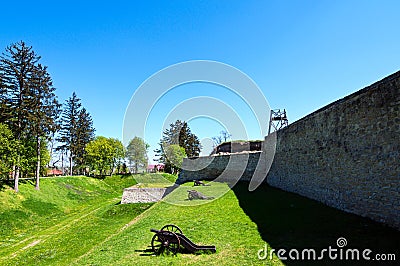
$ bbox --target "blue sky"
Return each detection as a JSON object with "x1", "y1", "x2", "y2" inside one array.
[{"x1": 1, "y1": 0, "x2": 399, "y2": 159}]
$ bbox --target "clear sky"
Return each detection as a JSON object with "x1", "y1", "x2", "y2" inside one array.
[{"x1": 1, "y1": 0, "x2": 399, "y2": 160}]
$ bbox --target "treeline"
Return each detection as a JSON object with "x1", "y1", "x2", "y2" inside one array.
[
  {"x1": 84, "y1": 120, "x2": 202, "y2": 176},
  {"x1": 0, "y1": 42, "x2": 204, "y2": 192},
  {"x1": 0, "y1": 41, "x2": 95, "y2": 191}
]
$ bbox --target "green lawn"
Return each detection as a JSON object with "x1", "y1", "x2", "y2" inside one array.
[
  {"x1": 71, "y1": 181, "x2": 283, "y2": 266},
  {"x1": 0, "y1": 175, "x2": 152, "y2": 266},
  {"x1": 1, "y1": 175, "x2": 398, "y2": 266},
  {"x1": 132, "y1": 172, "x2": 177, "y2": 187}
]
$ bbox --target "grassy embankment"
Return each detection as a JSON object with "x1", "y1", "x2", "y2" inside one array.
[
  {"x1": 0, "y1": 174, "x2": 150, "y2": 265},
  {"x1": 1, "y1": 173, "x2": 398, "y2": 265}
]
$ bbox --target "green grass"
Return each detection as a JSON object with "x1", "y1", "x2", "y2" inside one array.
[
  {"x1": 0, "y1": 175, "x2": 153, "y2": 266},
  {"x1": 132, "y1": 173, "x2": 178, "y2": 188},
  {"x1": 1, "y1": 176, "x2": 399, "y2": 266},
  {"x1": 231, "y1": 183, "x2": 400, "y2": 265},
  {"x1": 71, "y1": 181, "x2": 283, "y2": 266}
]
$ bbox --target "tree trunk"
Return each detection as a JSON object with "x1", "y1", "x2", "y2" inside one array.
[
  {"x1": 14, "y1": 164, "x2": 20, "y2": 193},
  {"x1": 9, "y1": 165, "x2": 15, "y2": 182},
  {"x1": 35, "y1": 135, "x2": 41, "y2": 190},
  {"x1": 61, "y1": 151, "x2": 64, "y2": 175},
  {"x1": 69, "y1": 153, "x2": 73, "y2": 176}
]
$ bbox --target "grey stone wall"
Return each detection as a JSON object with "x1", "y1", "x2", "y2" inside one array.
[
  {"x1": 178, "y1": 71, "x2": 400, "y2": 230},
  {"x1": 177, "y1": 152, "x2": 262, "y2": 184},
  {"x1": 267, "y1": 71, "x2": 400, "y2": 230},
  {"x1": 121, "y1": 187, "x2": 167, "y2": 203}
]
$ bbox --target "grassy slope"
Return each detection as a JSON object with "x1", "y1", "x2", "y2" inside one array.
[
  {"x1": 1, "y1": 176, "x2": 281, "y2": 265},
  {"x1": 3, "y1": 175, "x2": 397, "y2": 265},
  {"x1": 0, "y1": 175, "x2": 153, "y2": 265},
  {"x1": 72, "y1": 181, "x2": 283, "y2": 266}
]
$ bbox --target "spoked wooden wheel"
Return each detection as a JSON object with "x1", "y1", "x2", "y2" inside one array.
[
  {"x1": 160, "y1": 224, "x2": 183, "y2": 235},
  {"x1": 151, "y1": 232, "x2": 180, "y2": 255}
]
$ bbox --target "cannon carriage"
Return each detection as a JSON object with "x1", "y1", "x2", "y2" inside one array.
[{"x1": 150, "y1": 224, "x2": 216, "y2": 255}]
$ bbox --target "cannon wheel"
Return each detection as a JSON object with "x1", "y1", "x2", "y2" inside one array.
[
  {"x1": 161, "y1": 224, "x2": 183, "y2": 235},
  {"x1": 151, "y1": 232, "x2": 180, "y2": 255}
]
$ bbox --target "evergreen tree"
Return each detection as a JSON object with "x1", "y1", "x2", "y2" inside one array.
[
  {"x1": 30, "y1": 64, "x2": 61, "y2": 189},
  {"x1": 0, "y1": 73, "x2": 12, "y2": 124},
  {"x1": 155, "y1": 120, "x2": 201, "y2": 173},
  {"x1": 0, "y1": 41, "x2": 40, "y2": 192},
  {"x1": 56, "y1": 93, "x2": 95, "y2": 175},
  {"x1": 56, "y1": 92, "x2": 81, "y2": 175},
  {"x1": 74, "y1": 107, "x2": 95, "y2": 174}
]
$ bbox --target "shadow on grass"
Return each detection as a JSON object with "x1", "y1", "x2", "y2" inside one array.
[
  {"x1": 232, "y1": 182, "x2": 400, "y2": 266},
  {"x1": 0, "y1": 178, "x2": 34, "y2": 191},
  {"x1": 0, "y1": 180, "x2": 9, "y2": 191},
  {"x1": 135, "y1": 247, "x2": 155, "y2": 256}
]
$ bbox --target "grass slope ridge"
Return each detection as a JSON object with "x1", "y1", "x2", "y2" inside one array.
[
  {"x1": 0, "y1": 175, "x2": 154, "y2": 265},
  {"x1": 73, "y1": 182, "x2": 283, "y2": 266}
]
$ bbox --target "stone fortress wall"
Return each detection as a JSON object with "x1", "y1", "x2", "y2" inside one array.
[{"x1": 178, "y1": 71, "x2": 400, "y2": 229}]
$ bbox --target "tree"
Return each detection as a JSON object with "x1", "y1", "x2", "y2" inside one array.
[
  {"x1": 0, "y1": 123, "x2": 17, "y2": 180},
  {"x1": 155, "y1": 120, "x2": 201, "y2": 173},
  {"x1": 126, "y1": 136, "x2": 149, "y2": 173},
  {"x1": 57, "y1": 92, "x2": 81, "y2": 175},
  {"x1": 163, "y1": 144, "x2": 186, "y2": 175},
  {"x1": 57, "y1": 92, "x2": 94, "y2": 175},
  {"x1": 0, "y1": 72, "x2": 12, "y2": 124},
  {"x1": 108, "y1": 138, "x2": 126, "y2": 174},
  {"x1": 74, "y1": 107, "x2": 95, "y2": 174},
  {"x1": 30, "y1": 63, "x2": 60, "y2": 189},
  {"x1": 212, "y1": 130, "x2": 232, "y2": 147},
  {"x1": 0, "y1": 41, "x2": 40, "y2": 192},
  {"x1": 18, "y1": 137, "x2": 50, "y2": 179},
  {"x1": 85, "y1": 136, "x2": 125, "y2": 176}
]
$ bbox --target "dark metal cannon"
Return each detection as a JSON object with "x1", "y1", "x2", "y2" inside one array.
[{"x1": 150, "y1": 224, "x2": 216, "y2": 255}]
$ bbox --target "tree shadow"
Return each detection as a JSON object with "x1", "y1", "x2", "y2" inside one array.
[
  {"x1": 231, "y1": 182, "x2": 400, "y2": 265},
  {"x1": 135, "y1": 247, "x2": 156, "y2": 256},
  {"x1": 0, "y1": 180, "x2": 8, "y2": 191}
]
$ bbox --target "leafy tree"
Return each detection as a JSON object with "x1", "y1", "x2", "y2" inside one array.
[
  {"x1": 0, "y1": 123, "x2": 17, "y2": 180},
  {"x1": 0, "y1": 41, "x2": 40, "y2": 192},
  {"x1": 85, "y1": 136, "x2": 125, "y2": 176},
  {"x1": 18, "y1": 137, "x2": 50, "y2": 179},
  {"x1": 108, "y1": 138, "x2": 126, "y2": 174},
  {"x1": 155, "y1": 120, "x2": 201, "y2": 174},
  {"x1": 163, "y1": 144, "x2": 186, "y2": 175},
  {"x1": 126, "y1": 136, "x2": 149, "y2": 173}
]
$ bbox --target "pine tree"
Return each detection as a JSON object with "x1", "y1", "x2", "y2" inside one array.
[
  {"x1": 74, "y1": 107, "x2": 95, "y2": 174},
  {"x1": 0, "y1": 41, "x2": 40, "y2": 192},
  {"x1": 155, "y1": 120, "x2": 201, "y2": 173},
  {"x1": 56, "y1": 92, "x2": 81, "y2": 175},
  {"x1": 56, "y1": 93, "x2": 95, "y2": 175},
  {"x1": 30, "y1": 64, "x2": 61, "y2": 189},
  {"x1": 0, "y1": 73, "x2": 12, "y2": 124}
]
